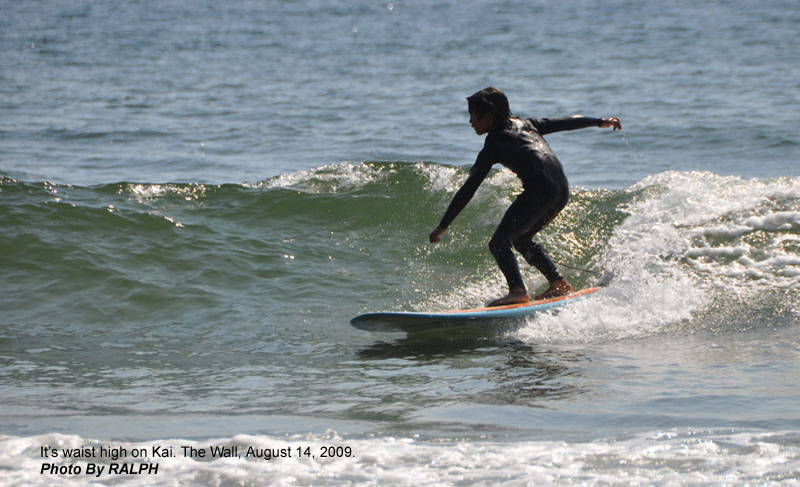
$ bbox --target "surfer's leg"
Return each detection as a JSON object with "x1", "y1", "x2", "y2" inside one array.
[
  {"x1": 514, "y1": 240, "x2": 563, "y2": 283},
  {"x1": 512, "y1": 211, "x2": 562, "y2": 281},
  {"x1": 515, "y1": 237, "x2": 574, "y2": 300},
  {"x1": 533, "y1": 278, "x2": 573, "y2": 300},
  {"x1": 488, "y1": 230, "x2": 528, "y2": 304},
  {"x1": 487, "y1": 197, "x2": 530, "y2": 307},
  {"x1": 510, "y1": 195, "x2": 573, "y2": 299}
]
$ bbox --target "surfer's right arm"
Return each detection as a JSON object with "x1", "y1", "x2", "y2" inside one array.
[
  {"x1": 429, "y1": 153, "x2": 492, "y2": 243},
  {"x1": 429, "y1": 225, "x2": 447, "y2": 243}
]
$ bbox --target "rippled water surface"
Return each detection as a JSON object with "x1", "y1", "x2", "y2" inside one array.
[{"x1": 2, "y1": 0, "x2": 799, "y2": 485}]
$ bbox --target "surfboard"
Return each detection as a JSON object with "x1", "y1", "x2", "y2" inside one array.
[{"x1": 351, "y1": 287, "x2": 599, "y2": 334}]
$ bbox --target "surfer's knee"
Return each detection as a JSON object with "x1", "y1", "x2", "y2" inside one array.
[
  {"x1": 512, "y1": 237, "x2": 533, "y2": 255},
  {"x1": 488, "y1": 233, "x2": 511, "y2": 258},
  {"x1": 517, "y1": 240, "x2": 545, "y2": 263}
]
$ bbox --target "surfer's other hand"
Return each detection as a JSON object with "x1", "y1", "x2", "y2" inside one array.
[
  {"x1": 429, "y1": 226, "x2": 446, "y2": 243},
  {"x1": 600, "y1": 117, "x2": 622, "y2": 131}
]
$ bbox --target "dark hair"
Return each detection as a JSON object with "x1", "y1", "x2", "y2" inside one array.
[{"x1": 467, "y1": 87, "x2": 511, "y2": 121}]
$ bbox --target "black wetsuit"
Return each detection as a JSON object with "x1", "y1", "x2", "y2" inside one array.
[{"x1": 438, "y1": 115, "x2": 604, "y2": 291}]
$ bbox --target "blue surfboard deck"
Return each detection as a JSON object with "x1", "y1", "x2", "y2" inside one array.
[{"x1": 351, "y1": 287, "x2": 599, "y2": 334}]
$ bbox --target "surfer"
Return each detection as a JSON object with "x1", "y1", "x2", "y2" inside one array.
[{"x1": 429, "y1": 87, "x2": 621, "y2": 307}]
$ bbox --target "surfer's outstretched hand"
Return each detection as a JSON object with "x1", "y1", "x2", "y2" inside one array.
[
  {"x1": 600, "y1": 117, "x2": 622, "y2": 131},
  {"x1": 429, "y1": 226, "x2": 446, "y2": 243}
]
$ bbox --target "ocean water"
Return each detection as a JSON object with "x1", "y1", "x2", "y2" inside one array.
[{"x1": 1, "y1": 0, "x2": 799, "y2": 485}]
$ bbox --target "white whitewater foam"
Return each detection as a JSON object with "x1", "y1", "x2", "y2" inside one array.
[
  {"x1": 687, "y1": 210, "x2": 800, "y2": 287},
  {"x1": 252, "y1": 162, "x2": 393, "y2": 193},
  {"x1": 124, "y1": 183, "x2": 208, "y2": 202},
  {"x1": 415, "y1": 160, "x2": 520, "y2": 197},
  {"x1": 518, "y1": 171, "x2": 800, "y2": 343},
  {"x1": 3, "y1": 430, "x2": 798, "y2": 486}
]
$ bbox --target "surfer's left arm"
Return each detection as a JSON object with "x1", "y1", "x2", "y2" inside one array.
[{"x1": 529, "y1": 116, "x2": 622, "y2": 134}]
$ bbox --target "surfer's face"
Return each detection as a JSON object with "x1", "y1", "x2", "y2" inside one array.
[{"x1": 469, "y1": 110, "x2": 493, "y2": 135}]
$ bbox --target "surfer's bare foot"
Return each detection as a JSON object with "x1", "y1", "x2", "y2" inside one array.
[
  {"x1": 533, "y1": 279, "x2": 574, "y2": 301},
  {"x1": 488, "y1": 287, "x2": 530, "y2": 307}
]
